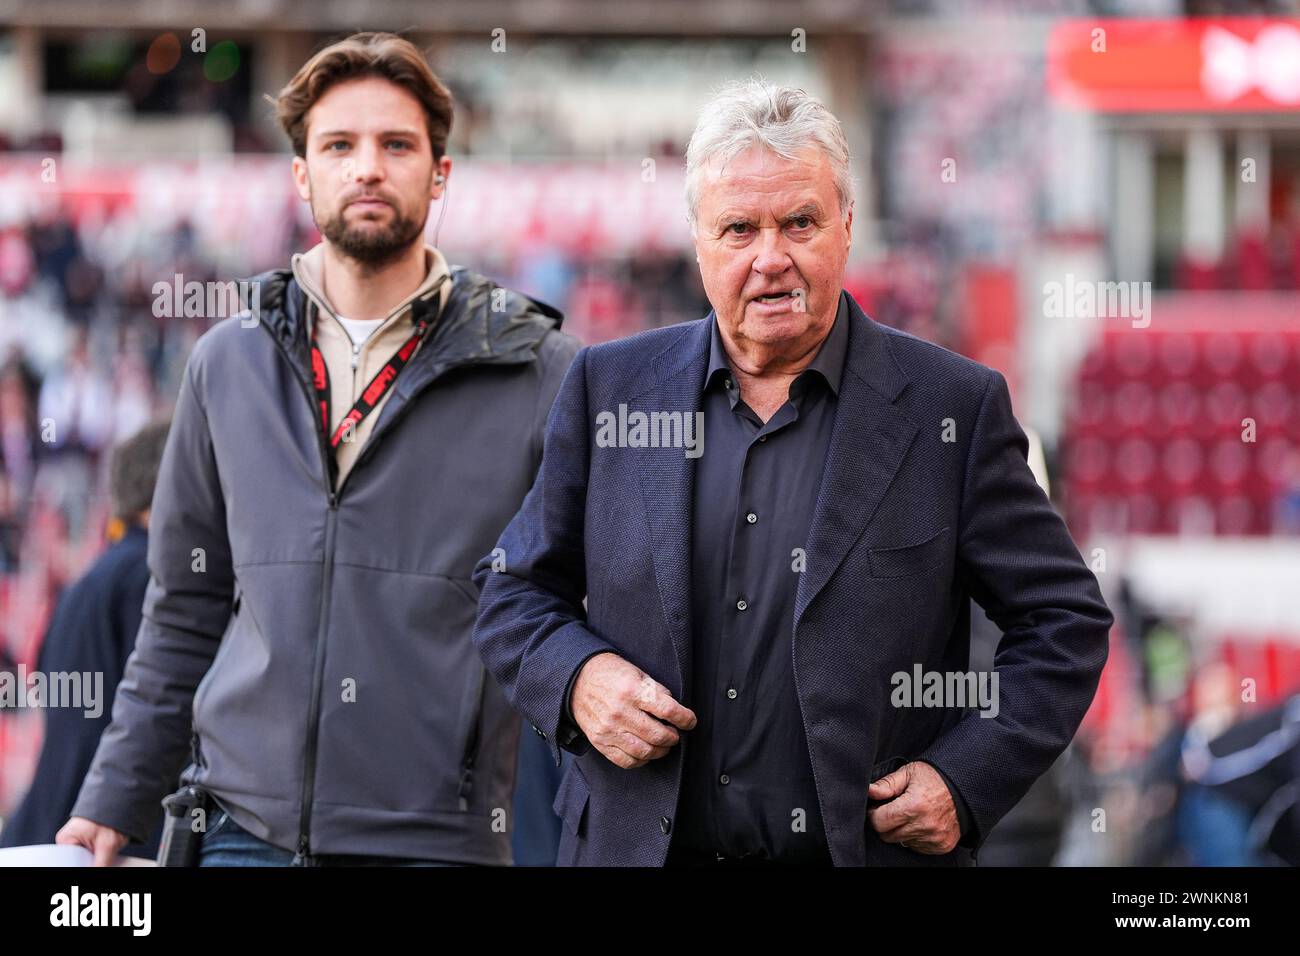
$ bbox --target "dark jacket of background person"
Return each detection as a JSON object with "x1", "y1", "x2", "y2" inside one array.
[
  {"x1": 511, "y1": 721, "x2": 564, "y2": 865},
  {"x1": 473, "y1": 293, "x2": 1114, "y2": 866},
  {"x1": 1, "y1": 525, "x2": 159, "y2": 858},
  {"x1": 70, "y1": 266, "x2": 579, "y2": 864},
  {"x1": 1184, "y1": 693, "x2": 1300, "y2": 866}
]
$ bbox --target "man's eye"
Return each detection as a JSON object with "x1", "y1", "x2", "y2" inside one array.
[
  {"x1": 727, "y1": 222, "x2": 752, "y2": 235},
  {"x1": 387, "y1": 140, "x2": 410, "y2": 150},
  {"x1": 327, "y1": 141, "x2": 349, "y2": 151},
  {"x1": 789, "y1": 216, "x2": 813, "y2": 229}
]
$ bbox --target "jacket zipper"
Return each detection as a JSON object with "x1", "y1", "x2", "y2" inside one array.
[
  {"x1": 295, "y1": 495, "x2": 337, "y2": 865},
  {"x1": 257, "y1": 320, "x2": 337, "y2": 866},
  {"x1": 259, "y1": 310, "x2": 438, "y2": 860},
  {"x1": 331, "y1": 317, "x2": 442, "y2": 502},
  {"x1": 457, "y1": 665, "x2": 488, "y2": 811},
  {"x1": 254, "y1": 287, "x2": 522, "y2": 856}
]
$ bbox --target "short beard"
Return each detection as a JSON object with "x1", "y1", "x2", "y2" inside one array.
[{"x1": 315, "y1": 199, "x2": 427, "y2": 268}]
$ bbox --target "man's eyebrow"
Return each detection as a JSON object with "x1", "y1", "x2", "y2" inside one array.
[
  {"x1": 713, "y1": 210, "x2": 755, "y2": 227},
  {"x1": 313, "y1": 128, "x2": 422, "y2": 141},
  {"x1": 781, "y1": 202, "x2": 823, "y2": 221},
  {"x1": 712, "y1": 202, "x2": 824, "y2": 229}
]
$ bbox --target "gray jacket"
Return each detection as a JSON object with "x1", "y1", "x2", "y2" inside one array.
[{"x1": 71, "y1": 266, "x2": 579, "y2": 864}]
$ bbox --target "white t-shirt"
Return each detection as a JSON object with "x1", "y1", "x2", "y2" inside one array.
[{"x1": 335, "y1": 315, "x2": 387, "y2": 347}]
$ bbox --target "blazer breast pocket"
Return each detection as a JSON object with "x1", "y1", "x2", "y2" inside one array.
[{"x1": 866, "y1": 526, "x2": 951, "y2": 579}]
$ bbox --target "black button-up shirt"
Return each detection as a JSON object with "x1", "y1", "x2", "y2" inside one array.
[{"x1": 673, "y1": 295, "x2": 851, "y2": 864}]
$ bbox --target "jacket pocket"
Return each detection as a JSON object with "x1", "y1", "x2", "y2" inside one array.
[
  {"x1": 866, "y1": 526, "x2": 951, "y2": 578},
  {"x1": 191, "y1": 583, "x2": 242, "y2": 722},
  {"x1": 869, "y1": 754, "x2": 908, "y2": 779},
  {"x1": 865, "y1": 753, "x2": 972, "y2": 866},
  {"x1": 551, "y1": 761, "x2": 590, "y2": 837},
  {"x1": 457, "y1": 664, "x2": 488, "y2": 811},
  {"x1": 866, "y1": 754, "x2": 908, "y2": 813}
]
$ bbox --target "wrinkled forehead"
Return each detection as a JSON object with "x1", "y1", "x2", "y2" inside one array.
[{"x1": 698, "y1": 145, "x2": 834, "y2": 216}]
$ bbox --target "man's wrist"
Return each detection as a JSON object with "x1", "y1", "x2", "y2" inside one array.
[
  {"x1": 917, "y1": 759, "x2": 976, "y2": 846},
  {"x1": 562, "y1": 650, "x2": 608, "y2": 727}
]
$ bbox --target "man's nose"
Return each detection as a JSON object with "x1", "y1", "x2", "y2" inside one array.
[
  {"x1": 751, "y1": 227, "x2": 792, "y2": 275},
  {"x1": 347, "y1": 140, "x2": 384, "y2": 182}
]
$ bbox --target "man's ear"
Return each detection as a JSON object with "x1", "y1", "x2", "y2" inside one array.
[
  {"x1": 291, "y1": 155, "x2": 311, "y2": 203},
  {"x1": 431, "y1": 154, "x2": 453, "y2": 201},
  {"x1": 844, "y1": 200, "x2": 854, "y2": 251}
]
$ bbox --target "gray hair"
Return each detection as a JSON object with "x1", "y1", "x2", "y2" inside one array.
[{"x1": 684, "y1": 78, "x2": 855, "y2": 232}]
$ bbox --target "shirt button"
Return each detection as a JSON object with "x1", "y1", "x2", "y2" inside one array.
[
  {"x1": 758, "y1": 435, "x2": 768, "y2": 442},
  {"x1": 719, "y1": 773, "x2": 730, "y2": 785},
  {"x1": 735, "y1": 598, "x2": 748, "y2": 611},
  {"x1": 660, "y1": 816, "x2": 672, "y2": 834},
  {"x1": 724, "y1": 377, "x2": 734, "y2": 389},
  {"x1": 726, "y1": 688, "x2": 737, "y2": 699},
  {"x1": 745, "y1": 512, "x2": 757, "y2": 524}
]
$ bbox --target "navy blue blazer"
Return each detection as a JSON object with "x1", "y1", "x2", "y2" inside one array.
[{"x1": 472, "y1": 292, "x2": 1113, "y2": 866}]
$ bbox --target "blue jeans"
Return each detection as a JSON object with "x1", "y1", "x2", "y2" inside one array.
[{"x1": 197, "y1": 805, "x2": 463, "y2": 867}]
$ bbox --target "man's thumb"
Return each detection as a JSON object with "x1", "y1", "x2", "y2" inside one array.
[
  {"x1": 92, "y1": 831, "x2": 118, "y2": 868},
  {"x1": 868, "y1": 767, "x2": 909, "y2": 800}
]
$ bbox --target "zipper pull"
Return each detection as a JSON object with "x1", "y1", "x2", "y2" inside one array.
[
  {"x1": 350, "y1": 342, "x2": 360, "y2": 371},
  {"x1": 292, "y1": 835, "x2": 310, "y2": 866},
  {"x1": 457, "y1": 767, "x2": 474, "y2": 811}
]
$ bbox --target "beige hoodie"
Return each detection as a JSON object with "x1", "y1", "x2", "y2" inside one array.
[{"x1": 291, "y1": 243, "x2": 452, "y2": 489}]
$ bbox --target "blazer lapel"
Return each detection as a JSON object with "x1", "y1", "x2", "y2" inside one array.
[
  {"x1": 794, "y1": 295, "x2": 919, "y2": 631},
  {"x1": 633, "y1": 318, "x2": 712, "y2": 691}
]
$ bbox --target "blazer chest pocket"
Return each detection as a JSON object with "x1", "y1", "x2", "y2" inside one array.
[{"x1": 866, "y1": 526, "x2": 951, "y2": 578}]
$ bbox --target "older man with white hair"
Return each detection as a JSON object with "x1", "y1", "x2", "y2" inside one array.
[{"x1": 473, "y1": 79, "x2": 1113, "y2": 866}]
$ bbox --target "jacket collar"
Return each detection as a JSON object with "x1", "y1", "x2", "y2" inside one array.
[
  {"x1": 248, "y1": 263, "x2": 563, "y2": 388},
  {"x1": 648, "y1": 289, "x2": 908, "y2": 402},
  {"x1": 289, "y1": 242, "x2": 453, "y2": 330},
  {"x1": 245, "y1": 263, "x2": 563, "y2": 461}
]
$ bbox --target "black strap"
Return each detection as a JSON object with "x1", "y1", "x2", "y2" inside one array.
[{"x1": 309, "y1": 276, "x2": 449, "y2": 449}]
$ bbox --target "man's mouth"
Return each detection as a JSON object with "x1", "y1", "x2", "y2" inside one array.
[{"x1": 754, "y1": 290, "x2": 795, "y2": 303}]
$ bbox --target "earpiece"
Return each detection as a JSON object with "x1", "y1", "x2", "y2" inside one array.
[{"x1": 435, "y1": 174, "x2": 446, "y2": 185}]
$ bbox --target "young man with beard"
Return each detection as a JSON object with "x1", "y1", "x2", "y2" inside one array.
[{"x1": 57, "y1": 32, "x2": 579, "y2": 866}]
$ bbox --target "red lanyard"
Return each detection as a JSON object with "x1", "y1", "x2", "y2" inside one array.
[{"x1": 310, "y1": 313, "x2": 431, "y2": 449}]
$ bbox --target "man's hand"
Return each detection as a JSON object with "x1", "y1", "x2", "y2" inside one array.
[
  {"x1": 866, "y1": 761, "x2": 960, "y2": 854},
  {"x1": 571, "y1": 652, "x2": 697, "y2": 769},
  {"x1": 56, "y1": 817, "x2": 129, "y2": 867}
]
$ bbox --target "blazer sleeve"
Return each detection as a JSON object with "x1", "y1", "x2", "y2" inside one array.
[
  {"x1": 473, "y1": 346, "x2": 617, "y2": 767},
  {"x1": 69, "y1": 340, "x2": 235, "y2": 844},
  {"x1": 917, "y1": 369, "x2": 1113, "y2": 849}
]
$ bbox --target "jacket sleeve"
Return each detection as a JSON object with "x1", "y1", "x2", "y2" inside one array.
[
  {"x1": 917, "y1": 369, "x2": 1112, "y2": 850},
  {"x1": 473, "y1": 346, "x2": 617, "y2": 767},
  {"x1": 70, "y1": 339, "x2": 235, "y2": 844}
]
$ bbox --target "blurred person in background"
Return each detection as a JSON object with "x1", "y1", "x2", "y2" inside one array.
[
  {"x1": 36, "y1": 327, "x2": 114, "y2": 538},
  {"x1": 57, "y1": 31, "x2": 578, "y2": 867},
  {"x1": 1177, "y1": 661, "x2": 1258, "y2": 865},
  {"x1": 0, "y1": 356, "x2": 42, "y2": 572},
  {"x1": 0, "y1": 420, "x2": 168, "y2": 859}
]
